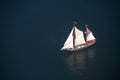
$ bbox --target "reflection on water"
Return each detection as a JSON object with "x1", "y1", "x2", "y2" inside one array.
[{"x1": 62, "y1": 46, "x2": 96, "y2": 76}]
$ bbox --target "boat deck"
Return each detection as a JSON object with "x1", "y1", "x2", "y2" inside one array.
[{"x1": 67, "y1": 40, "x2": 96, "y2": 52}]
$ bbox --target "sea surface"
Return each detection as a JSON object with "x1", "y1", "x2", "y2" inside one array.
[{"x1": 0, "y1": 0, "x2": 119, "y2": 80}]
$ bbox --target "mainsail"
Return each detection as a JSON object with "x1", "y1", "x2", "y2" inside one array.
[
  {"x1": 86, "y1": 27, "x2": 96, "y2": 41},
  {"x1": 61, "y1": 26, "x2": 86, "y2": 50},
  {"x1": 74, "y1": 27, "x2": 86, "y2": 46}
]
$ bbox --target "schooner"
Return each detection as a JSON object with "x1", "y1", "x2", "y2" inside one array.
[{"x1": 61, "y1": 21, "x2": 96, "y2": 51}]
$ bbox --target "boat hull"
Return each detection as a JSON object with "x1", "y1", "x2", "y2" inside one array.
[{"x1": 62, "y1": 39, "x2": 96, "y2": 52}]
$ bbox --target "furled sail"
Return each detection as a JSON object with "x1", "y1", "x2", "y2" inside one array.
[
  {"x1": 61, "y1": 27, "x2": 74, "y2": 50},
  {"x1": 74, "y1": 27, "x2": 86, "y2": 46},
  {"x1": 86, "y1": 27, "x2": 95, "y2": 41}
]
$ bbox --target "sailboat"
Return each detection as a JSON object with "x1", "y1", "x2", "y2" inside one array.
[{"x1": 61, "y1": 21, "x2": 96, "y2": 51}]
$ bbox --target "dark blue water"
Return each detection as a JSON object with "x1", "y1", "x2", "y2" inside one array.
[{"x1": 0, "y1": 0, "x2": 119, "y2": 80}]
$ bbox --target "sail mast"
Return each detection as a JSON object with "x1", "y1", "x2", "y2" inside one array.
[
  {"x1": 73, "y1": 21, "x2": 77, "y2": 49},
  {"x1": 85, "y1": 25, "x2": 91, "y2": 36}
]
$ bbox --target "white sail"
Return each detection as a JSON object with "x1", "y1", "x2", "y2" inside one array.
[
  {"x1": 86, "y1": 32, "x2": 95, "y2": 41},
  {"x1": 61, "y1": 27, "x2": 74, "y2": 50},
  {"x1": 61, "y1": 41, "x2": 73, "y2": 50},
  {"x1": 74, "y1": 27, "x2": 86, "y2": 46}
]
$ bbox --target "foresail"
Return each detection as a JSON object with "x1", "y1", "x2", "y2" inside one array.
[
  {"x1": 74, "y1": 27, "x2": 86, "y2": 46},
  {"x1": 61, "y1": 27, "x2": 74, "y2": 50},
  {"x1": 61, "y1": 41, "x2": 73, "y2": 50}
]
